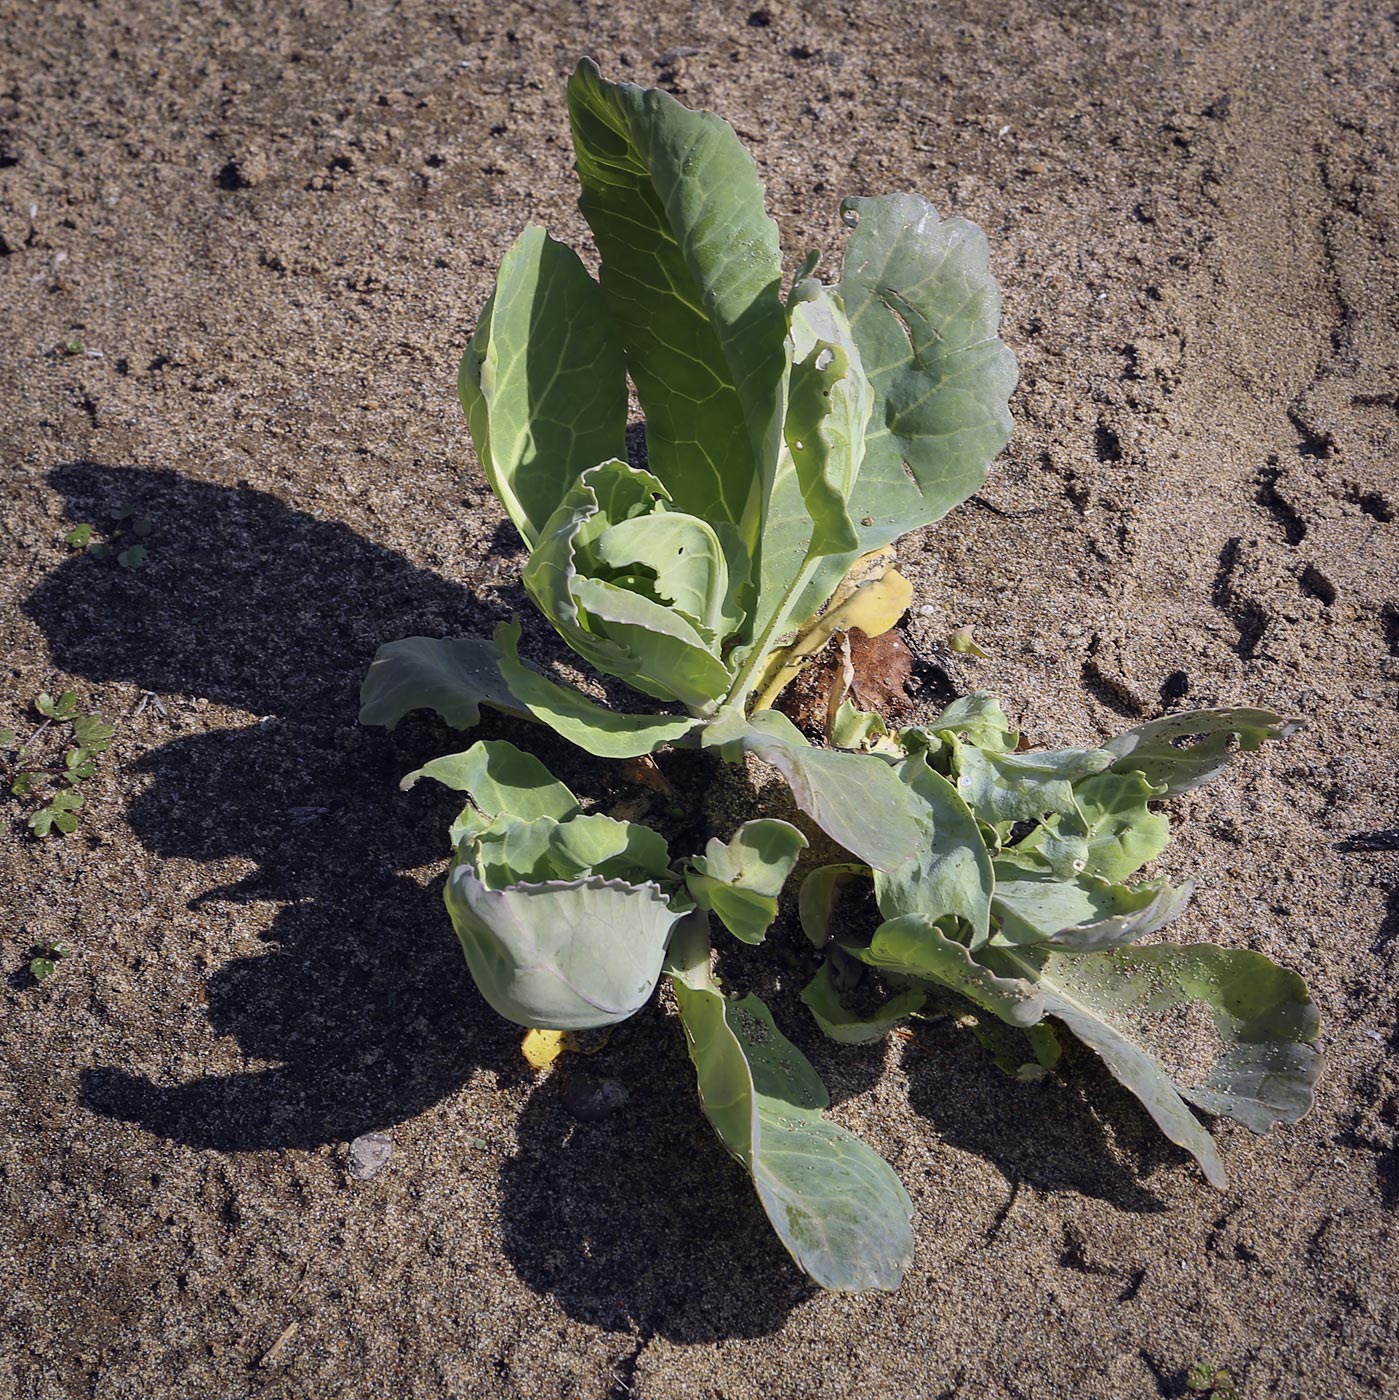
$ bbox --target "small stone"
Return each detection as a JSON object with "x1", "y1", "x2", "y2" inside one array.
[
  {"x1": 347, "y1": 1131, "x2": 392, "y2": 1180},
  {"x1": 560, "y1": 1073, "x2": 628, "y2": 1123}
]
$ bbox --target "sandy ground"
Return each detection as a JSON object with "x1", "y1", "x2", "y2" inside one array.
[{"x1": 2, "y1": 1, "x2": 1396, "y2": 1396}]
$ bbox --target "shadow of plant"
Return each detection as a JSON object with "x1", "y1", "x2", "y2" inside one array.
[
  {"x1": 79, "y1": 717, "x2": 518, "y2": 1150},
  {"x1": 26, "y1": 462, "x2": 521, "y2": 1149},
  {"x1": 900, "y1": 1026, "x2": 1172, "y2": 1211},
  {"x1": 499, "y1": 1004, "x2": 817, "y2": 1339}
]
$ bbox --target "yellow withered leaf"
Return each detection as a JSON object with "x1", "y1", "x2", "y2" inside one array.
[
  {"x1": 948, "y1": 627, "x2": 990, "y2": 658},
  {"x1": 827, "y1": 546, "x2": 898, "y2": 607},
  {"x1": 521, "y1": 1027, "x2": 566, "y2": 1070},
  {"x1": 826, "y1": 567, "x2": 914, "y2": 640},
  {"x1": 520, "y1": 1025, "x2": 614, "y2": 1070}
]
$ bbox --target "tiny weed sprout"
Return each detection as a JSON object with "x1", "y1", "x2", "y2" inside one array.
[
  {"x1": 29, "y1": 939, "x2": 70, "y2": 983},
  {"x1": 1186, "y1": 1363, "x2": 1240, "y2": 1400},
  {"x1": 3, "y1": 691, "x2": 115, "y2": 837},
  {"x1": 363, "y1": 62, "x2": 1320, "y2": 1292},
  {"x1": 69, "y1": 503, "x2": 152, "y2": 568}
]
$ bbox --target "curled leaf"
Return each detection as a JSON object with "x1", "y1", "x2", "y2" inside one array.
[
  {"x1": 523, "y1": 461, "x2": 737, "y2": 709},
  {"x1": 798, "y1": 862, "x2": 871, "y2": 948},
  {"x1": 685, "y1": 819, "x2": 808, "y2": 945},
  {"x1": 829, "y1": 698, "x2": 889, "y2": 750},
  {"x1": 947, "y1": 627, "x2": 989, "y2": 658},
  {"x1": 446, "y1": 869, "x2": 681, "y2": 1030},
  {"x1": 1016, "y1": 769, "x2": 1170, "y2": 882},
  {"x1": 990, "y1": 864, "x2": 1193, "y2": 950},
  {"x1": 756, "y1": 283, "x2": 873, "y2": 633},
  {"x1": 800, "y1": 960, "x2": 925, "y2": 1044},
  {"x1": 780, "y1": 284, "x2": 870, "y2": 560},
  {"x1": 429, "y1": 740, "x2": 683, "y2": 1029}
]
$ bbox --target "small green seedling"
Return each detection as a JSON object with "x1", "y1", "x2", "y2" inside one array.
[
  {"x1": 361, "y1": 63, "x2": 1320, "y2": 1292},
  {"x1": 1187, "y1": 1363, "x2": 1239, "y2": 1400},
  {"x1": 71, "y1": 504, "x2": 152, "y2": 568},
  {"x1": 28, "y1": 788, "x2": 84, "y2": 837},
  {"x1": 34, "y1": 690, "x2": 80, "y2": 721},
  {"x1": 29, "y1": 940, "x2": 70, "y2": 982},
  {"x1": 3, "y1": 693, "x2": 115, "y2": 837}
]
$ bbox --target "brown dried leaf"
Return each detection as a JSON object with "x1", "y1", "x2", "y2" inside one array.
[
  {"x1": 621, "y1": 754, "x2": 676, "y2": 798},
  {"x1": 848, "y1": 628, "x2": 915, "y2": 717},
  {"x1": 775, "y1": 627, "x2": 916, "y2": 737}
]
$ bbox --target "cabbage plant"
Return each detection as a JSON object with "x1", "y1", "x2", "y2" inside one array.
[{"x1": 362, "y1": 61, "x2": 1320, "y2": 1292}]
